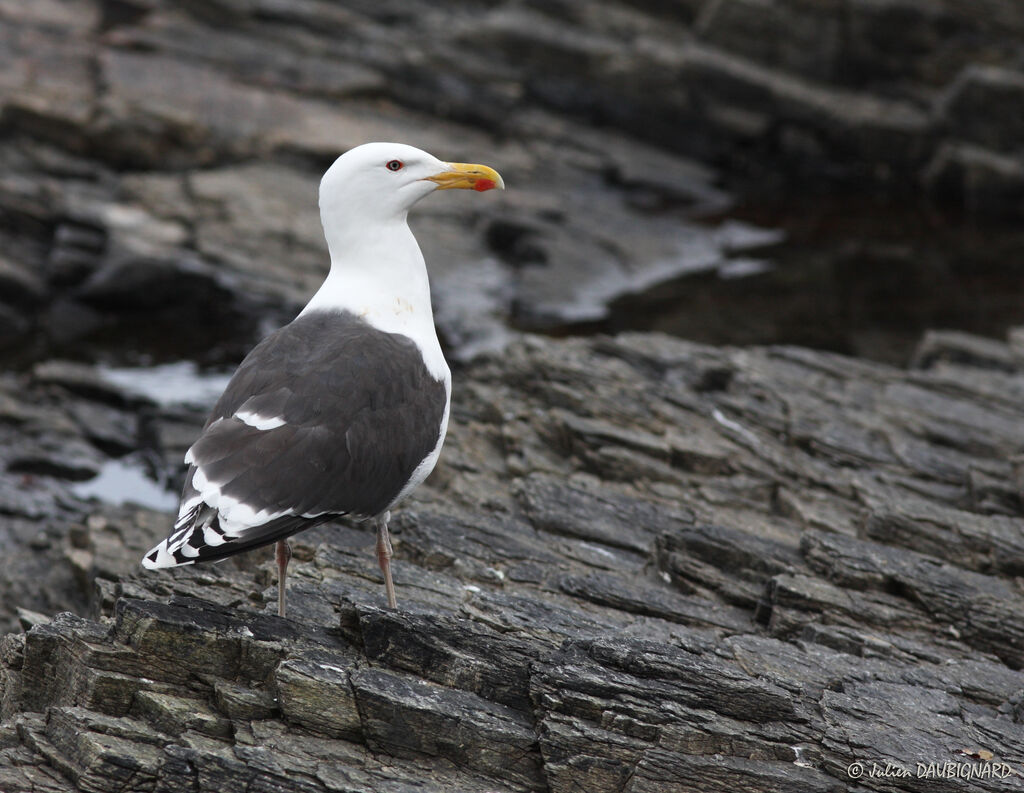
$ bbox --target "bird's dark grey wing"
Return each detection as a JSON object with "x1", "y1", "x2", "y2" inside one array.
[{"x1": 143, "y1": 309, "x2": 448, "y2": 568}]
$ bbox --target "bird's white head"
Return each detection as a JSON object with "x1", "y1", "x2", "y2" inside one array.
[
  {"x1": 319, "y1": 142, "x2": 504, "y2": 230},
  {"x1": 308, "y1": 142, "x2": 505, "y2": 332}
]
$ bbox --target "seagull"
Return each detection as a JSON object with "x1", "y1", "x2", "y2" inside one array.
[{"x1": 142, "y1": 142, "x2": 504, "y2": 616}]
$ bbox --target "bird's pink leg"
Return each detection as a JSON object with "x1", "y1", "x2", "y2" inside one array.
[
  {"x1": 276, "y1": 539, "x2": 292, "y2": 618},
  {"x1": 375, "y1": 513, "x2": 397, "y2": 608}
]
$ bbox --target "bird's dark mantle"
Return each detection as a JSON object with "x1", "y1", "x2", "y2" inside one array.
[{"x1": 3, "y1": 329, "x2": 1024, "y2": 792}]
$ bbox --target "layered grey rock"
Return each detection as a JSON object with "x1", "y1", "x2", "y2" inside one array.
[
  {"x1": 2, "y1": 1, "x2": 1024, "y2": 791},
  {"x1": 2, "y1": 0, "x2": 1023, "y2": 363},
  {"x1": 2, "y1": 329, "x2": 1024, "y2": 791}
]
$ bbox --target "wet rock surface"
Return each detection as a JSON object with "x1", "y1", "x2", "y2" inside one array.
[
  {"x1": 2, "y1": 329, "x2": 1024, "y2": 791},
  {"x1": 2, "y1": 0, "x2": 1024, "y2": 364}
]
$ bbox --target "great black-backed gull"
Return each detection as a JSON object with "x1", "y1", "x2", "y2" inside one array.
[{"x1": 142, "y1": 142, "x2": 504, "y2": 615}]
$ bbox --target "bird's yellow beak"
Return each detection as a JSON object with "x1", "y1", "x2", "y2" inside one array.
[{"x1": 424, "y1": 162, "x2": 505, "y2": 192}]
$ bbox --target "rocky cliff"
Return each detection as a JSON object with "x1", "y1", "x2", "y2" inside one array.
[
  {"x1": 2, "y1": 329, "x2": 1024, "y2": 791},
  {"x1": 3, "y1": 0, "x2": 1024, "y2": 791},
  {"x1": 3, "y1": 0, "x2": 1024, "y2": 363}
]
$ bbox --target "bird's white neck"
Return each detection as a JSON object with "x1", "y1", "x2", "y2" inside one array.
[{"x1": 301, "y1": 215, "x2": 449, "y2": 381}]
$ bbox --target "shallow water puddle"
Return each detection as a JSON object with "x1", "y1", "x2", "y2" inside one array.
[
  {"x1": 72, "y1": 457, "x2": 179, "y2": 512},
  {"x1": 97, "y1": 361, "x2": 232, "y2": 408}
]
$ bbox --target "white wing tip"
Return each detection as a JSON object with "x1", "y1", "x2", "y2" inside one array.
[{"x1": 142, "y1": 541, "x2": 187, "y2": 569}]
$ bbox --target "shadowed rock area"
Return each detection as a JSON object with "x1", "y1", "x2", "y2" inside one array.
[
  {"x1": 3, "y1": 330, "x2": 1024, "y2": 791},
  {"x1": 3, "y1": 0, "x2": 1024, "y2": 363}
]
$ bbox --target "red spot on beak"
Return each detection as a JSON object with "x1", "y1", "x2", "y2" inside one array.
[{"x1": 474, "y1": 178, "x2": 496, "y2": 192}]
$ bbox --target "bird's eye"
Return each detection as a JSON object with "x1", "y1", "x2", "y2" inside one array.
[{"x1": 386, "y1": 160, "x2": 404, "y2": 172}]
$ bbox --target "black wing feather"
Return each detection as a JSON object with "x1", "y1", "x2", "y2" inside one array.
[{"x1": 157, "y1": 310, "x2": 447, "y2": 564}]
